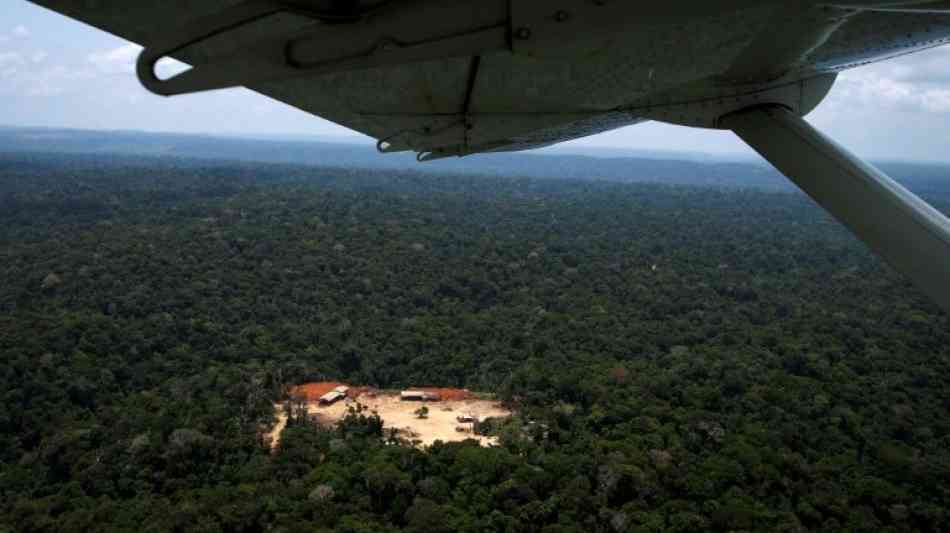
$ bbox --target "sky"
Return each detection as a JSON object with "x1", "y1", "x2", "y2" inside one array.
[{"x1": 5, "y1": 2, "x2": 950, "y2": 162}]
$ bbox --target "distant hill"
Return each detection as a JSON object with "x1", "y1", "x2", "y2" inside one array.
[{"x1": 2, "y1": 126, "x2": 949, "y2": 193}]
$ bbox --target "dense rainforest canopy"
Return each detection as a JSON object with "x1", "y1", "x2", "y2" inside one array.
[{"x1": 1, "y1": 152, "x2": 948, "y2": 532}]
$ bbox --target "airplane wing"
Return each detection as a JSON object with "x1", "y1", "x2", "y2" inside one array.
[
  {"x1": 26, "y1": 1, "x2": 950, "y2": 154},
  {"x1": 25, "y1": 0, "x2": 950, "y2": 311},
  {"x1": 28, "y1": 0, "x2": 653, "y2": 158}
]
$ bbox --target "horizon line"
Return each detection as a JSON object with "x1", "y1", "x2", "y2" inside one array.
[{"x1": 2, "y1": 123, "x2": 949, "y2": 166}]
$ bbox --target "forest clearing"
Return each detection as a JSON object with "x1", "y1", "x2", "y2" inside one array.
[{"x1": 266, "y1": 382, "x2": 512, "y2": 448}]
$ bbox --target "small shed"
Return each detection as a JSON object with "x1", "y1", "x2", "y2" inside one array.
[
  {"x1": 456, "y1": 414, "x2": 476, "y2": 423},
  {"x1": 401, "y1": 390, "x2": 425, "y2": 401},
  {"x1": 319, "y1": 391, "x2": 345, "y2": 405},
  {"x1": 401, "y1": 390, "x2": 441, "y2": 402}
]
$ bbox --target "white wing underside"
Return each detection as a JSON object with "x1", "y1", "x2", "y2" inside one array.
[{"x1": 26, "y1": 1, "x2": 950, "y2": 158}]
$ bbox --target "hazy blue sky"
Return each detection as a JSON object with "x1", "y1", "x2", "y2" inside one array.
[{"x1": 6, "y1": 1, "x2": 950, "y2": 161}]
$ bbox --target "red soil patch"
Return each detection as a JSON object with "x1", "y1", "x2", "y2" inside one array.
[
  {"x1": 289, "y1": 383, "x2": 469, "y2": 401},
  {"x1": 290, "y1": 382, "x2": 347, "y2": 401},
  {"x1": 414, "y1": 387, "x2": 471, "y2": 401},
  {"x1": 290, "y1": 382, "x2": 371, "y2": 401},
  {"x1": 348, "y1": 386, "x2": 372, "y2": 399}
]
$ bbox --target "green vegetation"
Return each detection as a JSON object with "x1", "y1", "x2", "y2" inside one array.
[{"x1": 1, "y1": 153, "x2": 949, "y2": 532}]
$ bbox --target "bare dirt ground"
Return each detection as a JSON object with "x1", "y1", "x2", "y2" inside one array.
[
  {"x1": 262, "y1": 409, "x2": 288, "y2": 450},
  {"x1": 265, "y1": 383, "x2": 512, "y2": 449}
]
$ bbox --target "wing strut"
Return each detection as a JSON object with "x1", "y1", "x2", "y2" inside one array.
[{"x1": 721, "y1": 105, "x2": 950, "y2": 311}]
